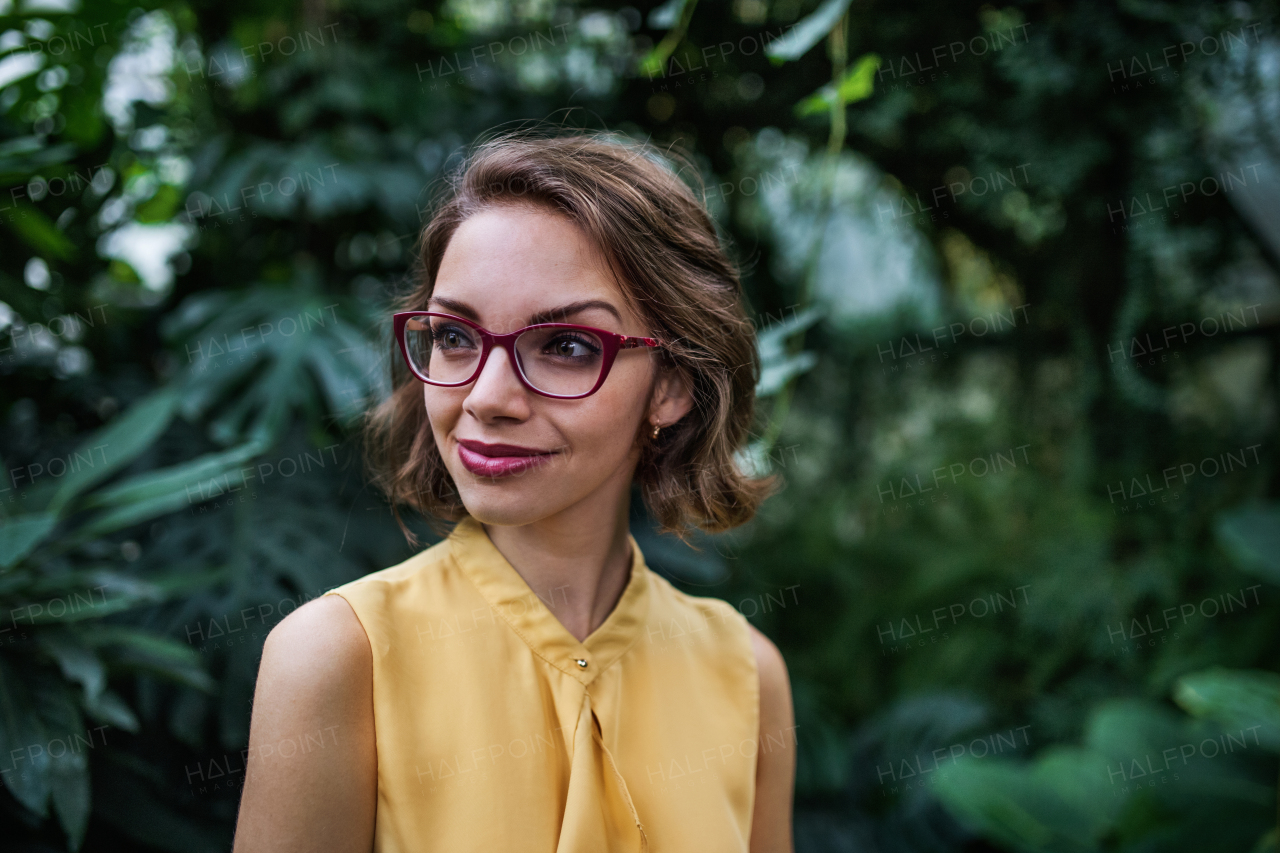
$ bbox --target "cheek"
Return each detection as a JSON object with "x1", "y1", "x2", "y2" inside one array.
[
  {"x1": 423, "y1": 387, "x2": 463, "y2": 433},
  {"x1": 566, "y1": 373, "x2": 650, "y2": 454}
]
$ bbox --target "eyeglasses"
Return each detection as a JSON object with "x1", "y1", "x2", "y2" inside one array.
[{"x1": 393, "y1": 311, "x2": 662, "y2": 399}]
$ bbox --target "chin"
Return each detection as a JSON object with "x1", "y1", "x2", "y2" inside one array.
[
  {"x1": 454, "y1": 477, "x2": 570, "y2": 527},
  {"x1": 458, "y1": 495, "x2": 563, "y2": 528}
]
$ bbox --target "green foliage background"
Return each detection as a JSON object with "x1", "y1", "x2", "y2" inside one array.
[{"x1": 1, "y1": 0, "x2": 1278, "y2": 850}]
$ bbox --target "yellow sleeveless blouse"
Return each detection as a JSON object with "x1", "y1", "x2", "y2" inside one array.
[{"x1": 325, "y1": 515, "x2": 760, "y2": 852}]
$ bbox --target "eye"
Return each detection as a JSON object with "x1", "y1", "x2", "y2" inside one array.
[
  {"x1": 433, "y1": 323, "x2": 475, "y2": 350},
  {"x1": 544, "y1": 333, "x2": 601, "y2": 359}
]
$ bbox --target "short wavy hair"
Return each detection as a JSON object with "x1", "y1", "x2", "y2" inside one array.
[{"x1": 365, "y1": 131, "x2": 777, "y2": 541}]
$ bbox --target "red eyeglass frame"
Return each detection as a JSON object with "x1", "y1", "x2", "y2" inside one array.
[{"x1": 393, "y1": 311, "x2": 663, "y2": 400}]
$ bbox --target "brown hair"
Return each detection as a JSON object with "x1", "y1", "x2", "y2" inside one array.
[{"x1": 365, "y1": 131, "x2": 777, "y2": 541}]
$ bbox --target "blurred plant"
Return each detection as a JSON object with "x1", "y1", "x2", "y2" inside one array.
[
  {"x1": 2, "y1": 0, "x2": 1279, "y2": 851},
  {"x1": 0, "y1": 389, "x2": 219, "y2": 849}
]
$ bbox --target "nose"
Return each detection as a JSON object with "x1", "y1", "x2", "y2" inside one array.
[{"x1": 462, "y1": 342, "x2": 533, "y2": 422}]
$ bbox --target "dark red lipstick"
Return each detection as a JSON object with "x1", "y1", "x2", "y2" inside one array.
[{"x1": 456, "y1": 439, "x2": 559, "y2": 478}]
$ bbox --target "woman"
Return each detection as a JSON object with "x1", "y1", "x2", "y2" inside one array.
[{"x1": 233, "y1": 133, "x2": 796, "y2": 853}]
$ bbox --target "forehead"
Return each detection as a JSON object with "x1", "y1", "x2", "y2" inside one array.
[{"x1": 431, "y1": 205, "x2": 640, "y2": 329}]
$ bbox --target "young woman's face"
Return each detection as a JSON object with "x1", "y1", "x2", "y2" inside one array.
[{"x1": 424, "y1": 204, "x2": 689, "y2": 527}]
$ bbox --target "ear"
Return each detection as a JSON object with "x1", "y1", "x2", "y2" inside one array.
[{"x1": 648, "y1": 365, "x2": 694, "y2": 429}]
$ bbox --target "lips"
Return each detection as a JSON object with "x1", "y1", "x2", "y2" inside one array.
[{"x1": 456, "y1": 439, "x2": 559, "y2": 479}]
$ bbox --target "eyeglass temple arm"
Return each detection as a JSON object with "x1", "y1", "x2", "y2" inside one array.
[{"x1": 620, "y1": 336, "x2": 661, "y2": 349}]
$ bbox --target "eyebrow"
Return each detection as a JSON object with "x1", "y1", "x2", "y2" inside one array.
[{"x1": 427, "y1": 296, "x2": 623, "y2": 327}]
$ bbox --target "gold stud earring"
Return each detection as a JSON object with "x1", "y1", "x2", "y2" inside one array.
[{"x1": 651, "y1": 423, "x2": 661, "y2": 439}]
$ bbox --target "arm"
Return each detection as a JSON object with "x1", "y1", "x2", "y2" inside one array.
[
  {"x1": 232, "y1": 595, "x2": 377, "y2": 853},
  {"x1": 748, "y1": 625, "x2": 796, "y2": 853}
]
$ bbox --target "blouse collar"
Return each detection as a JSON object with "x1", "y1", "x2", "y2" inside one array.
[{"x1": 447, "y1": 515, "x2": 652, "y2": 686}]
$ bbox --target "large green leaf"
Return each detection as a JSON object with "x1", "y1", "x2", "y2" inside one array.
[
  {"x1": 39, "y1": 634, "x2": 107, "y2": 706},
  {"x1": 84, "y1": 439, "x2": 265, "y2": 508},
  {"x1": 0, "y1": 659, "x2": 52, "y2": 816},
  {"x1": 1, "y1": 201, "x2": 76, "y2": 260},
  {"x1": 932, "y1": 748, "x2": 1119, "y2": 853},
  {"x1": 1215, "y1": 504, "x2": 1280, "y2": 585},
  {"x1": 77, "y1": 439, "x2": 268, "y2": 537},
  {"x1": 84, "y1": 689, "x2": 139, "y2": 733},
  {"x1": 50, "y1": 748, "x2": 91, "y2": 852},
  {"x1": 0, "y1": 135, "x2": 74, "y2": 176},
  {"x1": 646, "y1": 0, "x2": 685, "y2": 29},
  {"x1": 764, "y1": 0, "x2": 853, "y2": 63},
  {"x1": 796, "y1": 52, "x2": 881, "y2": 116},
  {"x1": 755, "y1": 306, "x2": 822, "y2": 396},
  {"x1": 32, "y1": 676, "x2": 91, "y2": 850},
  {"x1": 0, "y1": 138, "x2": 78, "y2": 176},
  {"x1": 165, "y1": 289, "x2": 380, "y2": 441},
  {"x1": 757, "y1": 351, "x2": 818, "y2": 397},
  {"x1": 756, "y1": 305, "x2": 824, "y2": 359},
  {"x1": 22, "y1": 572, "x2": 168, "y2": 623},
  {"x1": 84, "y1": 628, "x2": 216, "y2": 693},
  {"x1": 44, "y1": 389, "x2": 181, "y2": 515},
  {"x1": 638, "y1": 0, "x2": 700, "y2": 78},
  {"x1": 0, "y1": 513, "x2": 58, "y2": 570},
  {"x1": 305, "y1": 329, "x2": 383, "y2": 425},
  {"x1": 157, "y1": 288, "x2": 236, "y2": 340},
  {"x1": 1174, "y1": 668, "x2": 1280, "y2": 752}
]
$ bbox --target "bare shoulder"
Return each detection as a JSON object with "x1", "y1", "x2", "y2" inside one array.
[
  {"x1": 747, "y1": 624, "x2": 791, "y2": 711},
  {"x1": 233, "y1": 594, "x2": 376, "y2": 853},
  {"x1": 259, "y1": 594, "x2": 371, "y2": 688}
]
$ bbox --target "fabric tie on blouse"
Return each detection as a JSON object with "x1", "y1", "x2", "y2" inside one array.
[{"x1": 558, "y1": 690, "x2": 646, "y2": 852}]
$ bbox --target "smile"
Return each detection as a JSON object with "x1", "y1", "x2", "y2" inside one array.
[{"x1": 456, "y1": 439, "x2": 559, "y2": 479}]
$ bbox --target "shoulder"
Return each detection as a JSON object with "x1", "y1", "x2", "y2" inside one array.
[
  {"x1": 259, "y1": 595, "x2": 372, "y2": 698},
  {"x1": 236, "y1": 597, "x2": 378, "y2": 851},
  {"x1": 746, "y1": 624, "x2": 791, "y2": 719}
]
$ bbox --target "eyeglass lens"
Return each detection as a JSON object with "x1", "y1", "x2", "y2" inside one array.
[{"x1": 404, "y1": 315, "x2": 606, "y2": 396}]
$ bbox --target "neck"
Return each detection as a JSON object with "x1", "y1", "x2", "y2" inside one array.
[{"x1": 482, "y1": 488, "x2": 635, "y2": 643}]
